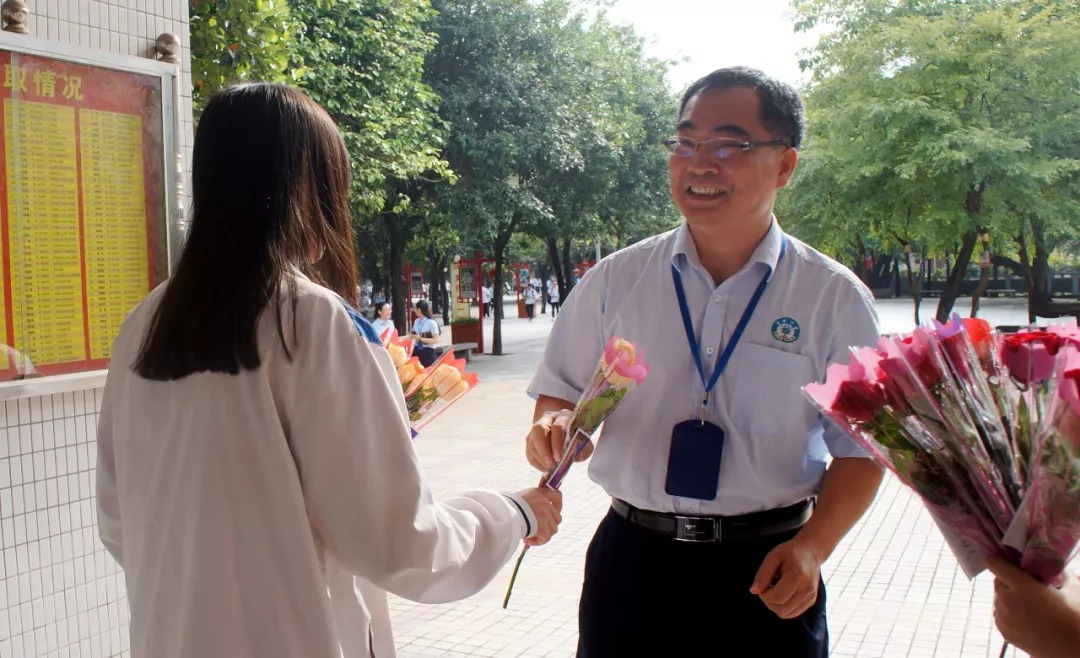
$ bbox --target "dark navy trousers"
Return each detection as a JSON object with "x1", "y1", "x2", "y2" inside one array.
[{"x1": 577, "y1": 509, "x2": 829, "y2": 657}]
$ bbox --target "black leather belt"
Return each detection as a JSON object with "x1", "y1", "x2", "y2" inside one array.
[{"x1": 610, "y1": 498, "x2": 813, "y2": 543}]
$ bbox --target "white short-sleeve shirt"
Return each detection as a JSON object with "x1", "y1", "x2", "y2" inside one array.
[{"x1": 528, "y1": 219, "x2": 881, "y2": 516}]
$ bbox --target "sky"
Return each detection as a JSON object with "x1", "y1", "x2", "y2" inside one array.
[{"x1": 601, "y1": 0, "x2": 818, "y2": 92}]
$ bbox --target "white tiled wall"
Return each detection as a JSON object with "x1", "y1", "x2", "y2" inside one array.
[
  {"x1": 1, "y1": 1, "x2": 192, "y2": 656},
  {"x1": 0, "y1": 390, "x2": 125, "y2": 658}
]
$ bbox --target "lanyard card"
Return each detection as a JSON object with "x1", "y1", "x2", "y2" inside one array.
[{"x1": 664, "y1": 419, "x2": 726, "y2": 501}]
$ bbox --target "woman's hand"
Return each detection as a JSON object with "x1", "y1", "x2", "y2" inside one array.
[
  {"x1": 986, "y1": 556, "x2": 1080, "y2": 658},
  {"x1": 515, "y1": 487, "x2": 563, "y2": 546}
]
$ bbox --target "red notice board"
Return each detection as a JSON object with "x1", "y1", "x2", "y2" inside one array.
[{"x1": 0, "y1": 41, "x2": 180, "y2": 381}]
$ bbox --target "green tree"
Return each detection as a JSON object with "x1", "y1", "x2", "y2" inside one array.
[
  {"x1": 189, "y1": 0, "x2": 300, "y2": 113},
  {"x1": 787, "y1": 0, "x2": 1080, "y2": 322},
  {"x1": 292, "y1": 0, "x2": 452, "y2": 330},
  {"x1": 423, "y1": 0, "x2": 677, "y2": 354},
  {"x1": 424, "y1": 0, "x2": 576, "y2": 354},
  {"x1": 526, "y1": 17, "x2": 678, "y2": 300}
]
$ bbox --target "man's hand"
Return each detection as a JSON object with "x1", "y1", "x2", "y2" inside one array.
[
  {"x1": 526, "y1": 409, "x2": 591, "y2": 471},
  {"x1": 987, "y1": 556, "x2": 1080, "y2": 658},
  {"x1": 750, "y1": 538, "x2": 824, "y2": 620}
]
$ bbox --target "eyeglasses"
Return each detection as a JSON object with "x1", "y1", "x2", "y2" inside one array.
[{"x1": 663, "y1": 136, "x2": 789, "y2": 160}]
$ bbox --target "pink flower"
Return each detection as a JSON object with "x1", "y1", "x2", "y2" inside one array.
[
  {"x1": 932, "y1": 313, "x2": 964, "y2": 339},
  {"x1": 1048, "y1": 321, "x2": 1080, "y2": 348},
  {"x1": 603, "y1": 337, "x2": 650, "y2": 387},
  {"x1": 896, "y1": 328, "x2": 945, "y2": 388},
  {"x1": 1058, "y1": 343, "x2": 1080, "y2": 423}
]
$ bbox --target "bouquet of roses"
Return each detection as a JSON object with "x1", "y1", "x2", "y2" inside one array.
[
  {"x1": 804, "y1": 316, "x2": 1080, "y2": 589},
  {"x1": 381, "y1": 329, "x2": 478, "y2": 433},
  {"x1": 503, "y1": 337, "x2": 651, "y2": 608}
]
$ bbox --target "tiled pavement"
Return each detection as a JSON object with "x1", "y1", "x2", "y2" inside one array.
[{"x1": 388, "y1": 299, "x2": 1043, "y2": 657}]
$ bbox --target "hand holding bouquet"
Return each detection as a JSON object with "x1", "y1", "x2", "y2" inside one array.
[
  {"x1": 541, "y1": 338, "x2": 651, "y2": 489},
  {"x1": 804, "y1": 316, "x2": 1080, "y2": 588}
]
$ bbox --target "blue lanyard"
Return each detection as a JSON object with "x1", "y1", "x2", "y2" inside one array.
[{"x1": 671, "y1": 235, "x2": 786, "y2": 420}]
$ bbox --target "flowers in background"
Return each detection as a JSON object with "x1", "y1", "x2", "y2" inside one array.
[
  {"x1": 378, "y1": 329, "x2": 479, "y2": 434},
  {"x1": 402, "y1": 350, "x2": 479, "y2": 430},
  {"x1": 396, "y1": 358, "x2": 425, "y2": 390},
  {"x1": 383, "y1": 329, "x2": 414, "y2": 368}
]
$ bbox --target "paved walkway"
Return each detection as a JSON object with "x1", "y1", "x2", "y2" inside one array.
[{"x1": 389, "y1": 298, "x2": 1046, "y2": 658}]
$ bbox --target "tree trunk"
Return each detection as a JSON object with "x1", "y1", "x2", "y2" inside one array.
[
  {"x1": 427, "y1": 248, "x2": 449, "y2": 326},
  {"x1": 491, "y1": 212, "x2": 522, "y2": 355},
  {"x1": 896, "y1": 236, "x2": 923, "y2": 326},
  {"x1": 547, "y1": 237, "x2": 566, "y2": 301},
  {"x1": 1026, "y1": 215, "x2": 1080, "y2": 320},
  {"x1": 935, "y1": 230, "x2": 978, "y2": 323},
  {"x1": 386, "y1": 214, "x2": 407, "y2": 334},
  {"x1": 905, "y1": 251, "x2": 922, "y2": 326},
  {"x1": 970, "y1": 264, "x2": 991, "y2": 318},
  {"x1": 561, "y1": 237, "x2": 574, "y2": 295},
  {"x1": 538, "y1": 263, "x2": 548, "y2": 315},
  {"x1": 856, "y1": 236, "x2": 871, "y2": 287},
  {"x1": 492, "y1": 243, "x2": 506, "y2": 355}
]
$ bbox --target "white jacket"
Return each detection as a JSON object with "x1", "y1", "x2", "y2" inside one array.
[{"x1": 96, "y1": 273, "x2": 531, "y2": 658}]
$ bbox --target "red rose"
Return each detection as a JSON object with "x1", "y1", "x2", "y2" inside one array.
[
  {"x1": 1000, "y1": 331, "x2": 1062, "y2": 384},
  {"x1": 1002, "y1": 331, "x2": 1062, "y2": 354},
  {"x1": 833, "y1": 379, "x2": 885, "y2": 423}
]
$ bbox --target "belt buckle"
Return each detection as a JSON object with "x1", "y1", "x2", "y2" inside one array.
[{"x1": 674, "y1": 516, "x2": 720, "y2": 543}]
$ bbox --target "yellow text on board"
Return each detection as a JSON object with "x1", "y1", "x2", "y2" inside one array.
[{"x1": 4, "y1": 64, "x2": 84, "y2": 101}]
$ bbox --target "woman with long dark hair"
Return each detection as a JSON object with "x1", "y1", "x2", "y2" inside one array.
[
  {"x1": 95, "y1": 83, "x2": 562, "y2": 658},
  {"x1": 409, "y1": 299, "x2": 440, "y2": 366}
]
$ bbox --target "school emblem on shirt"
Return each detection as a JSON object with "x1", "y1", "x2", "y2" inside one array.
[{"x1": 771, "y1": 317, "x2": 800, "y2": 343}]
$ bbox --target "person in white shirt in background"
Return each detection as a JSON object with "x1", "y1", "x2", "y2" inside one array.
[
  {"x1": 408, "y1": 299, "x2": 441, "y2": 367},
  {"x1": 482, "y1": 283, "x2": 492, "y2": 317},
  {"x1": 547, "y1": 278, "x2": 560, "y2": 319},
  {"x1": 371, "y1": 301, "x2": 395, "y2": 340},
  {"x1": 95, "y1": 82, "x2": 562, "y2": 658},
  {"x1": 522, "y1": 285, "x2": 536, "y2": 320}
]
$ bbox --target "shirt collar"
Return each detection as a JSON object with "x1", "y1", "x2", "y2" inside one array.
[{"x1": 670, "y1": 217, "x2": 785, "y2": 281}]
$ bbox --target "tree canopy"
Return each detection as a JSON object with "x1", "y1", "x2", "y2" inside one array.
[{"x1": 783, "y1": 0, "x2": 1080, "y2": 321}]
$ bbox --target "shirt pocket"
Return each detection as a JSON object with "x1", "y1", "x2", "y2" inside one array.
[{"x1": 727, "y1": 343, "x2": 818, "y2": 438}]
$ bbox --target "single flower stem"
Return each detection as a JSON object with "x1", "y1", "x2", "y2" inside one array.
[{"x1": 502, "y1": 545, "x2": 528, "y2": 609}]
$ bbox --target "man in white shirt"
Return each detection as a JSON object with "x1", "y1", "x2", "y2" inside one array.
[{"x1": 526, "y1": 67, "x2": 884, "y2": 657}]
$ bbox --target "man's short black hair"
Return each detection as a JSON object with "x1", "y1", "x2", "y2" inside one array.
[{"x1": 678, "y1": 66, "x2": 805, "y2": 150}]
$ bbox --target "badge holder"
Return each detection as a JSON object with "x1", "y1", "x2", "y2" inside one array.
[{"x1": 665, "y1": 400, "x2": 726, "y2": 501}]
